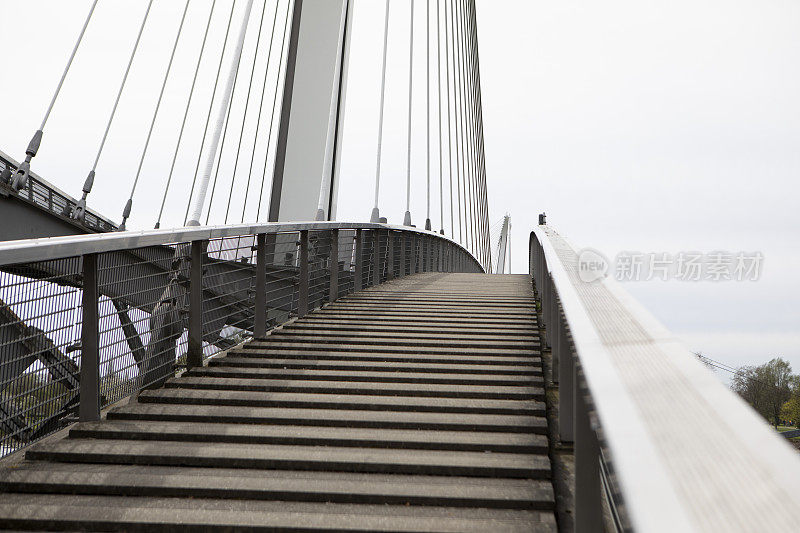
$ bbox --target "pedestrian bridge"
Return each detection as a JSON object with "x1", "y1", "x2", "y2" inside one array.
[
  {"x1": 1, "y1": 222, "x2": 800, "y2": 532},
  {"x1": 3, "y1": 1, "x2": 800, "y2": 530}
]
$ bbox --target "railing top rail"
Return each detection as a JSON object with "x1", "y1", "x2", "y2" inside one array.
[
  {"x1": 0, "y1": 221, "x2": 481, "y2": 269},
  {"x1": 531, "y1": 225, "x2": 800, "y2": 532}
]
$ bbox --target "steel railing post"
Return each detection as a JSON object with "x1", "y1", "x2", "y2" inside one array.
[
  {"x1": 419, "y1": 237, "x2": 424, "y2": 273},
  {"x1": 410, "y1": 234, "x2": 416, "y2": 274},
  {"x1": 329, "y1": 229, "x2": 339, "y2": 301},
  {"x1": 400, "y1": 233, "x2": 407, "y2": 276},
  {"x1": 543, "y1": 274, "x2": 553, "y2": 361},
  {"x1": 188, "y1": 240, "x2": 206, "y2": 365},
  {"x1": 298, "y1": 230, "x2": 309, "y2": 317},
  {"x1": 354, "y1": 229, "x2": 363, "y2": 290},
  {"x1": 426, "y1": 237, "x2": 432, "y2": 272},
  {"x1": 253, "y1": 234, "x2": 267, "y2": 339},
  {"x1": 79, "y1": 253, "x2": 100, "y2": 422},
  {"x1": 575, "y1": 368, "x2": 602, "y2": 531},
  {"x1": 387, "y1": 231, "x2": 395, "y2": 280},
  {"x1": 552, "y1": 291, "x2": 561, "y2": 372},
  {"x1": 558, "y1": 296, "x2": 574, "y2": 443},
  {"x1": 372, "y1": 230, "x2": 380, "y2": 286}
]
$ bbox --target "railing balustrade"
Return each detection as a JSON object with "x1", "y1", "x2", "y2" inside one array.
[
  {"x1": 530, "y1": 224, "x2": 800, "y2": 532},
  {"x1": 0, "y1": 222, "x2": 481, "y2": 457}
]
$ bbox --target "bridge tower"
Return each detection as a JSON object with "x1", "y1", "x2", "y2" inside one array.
[
  {"x1": 495, "y1": 214, "x2": 510, "y2": 274},
  {"x1": 268, "y1": 0, "x2": 352, "y2": 222}
]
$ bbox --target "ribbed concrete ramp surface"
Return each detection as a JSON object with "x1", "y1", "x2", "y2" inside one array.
[{"x1": 0, "y1": 273, "x2": 555, "y2": 532}]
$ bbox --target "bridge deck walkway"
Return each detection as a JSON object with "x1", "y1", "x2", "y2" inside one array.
[{"x1": 0, "y1": 273, "x2": 555, "y2": 532}]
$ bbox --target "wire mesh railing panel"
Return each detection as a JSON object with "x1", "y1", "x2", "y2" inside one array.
[
  {"x1": 262, "y1": 232, "x2": 300, "y2": 327},
  {"x1": 0, "y1": 257, "x2": 82, "y2": 457},
  {"x1": 96, "y1": 243, "x2": 192, "y2": 404},
  {"x1": 0, "y1": 223, "x2": 481, "y2": 458},
  {"x1": 387, "y1": 232, "x2": 398, "y2": 280},
  {"x1": 337, "y1": 230, "x2": 356, "y2": 298},
  {"x1": 359, "y1": 231, "x2": 371, "y2": 289},
  {"x1": 400, "y1": 233, "x2": 409, "y2": 276},
  {"x1": 308, "y1": 230, "x2": 332, "y2": 310},
  {"x1": 203, "y1": 236, "x2": 259, "y2": 359},
  {"x1": 362, "y1": 232, "x2": 373, "y2": 289},
  {"x1": 378, "y1": 231, "x2": 390, "y2": 283}
]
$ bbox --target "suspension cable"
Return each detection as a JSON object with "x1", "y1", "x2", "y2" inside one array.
[
  {"x1": 458, "y1": 0, "x2": 478, "y2": 261},
  {"x1": 436, "y1": 0, "x2": 444, "y2": 235},
  {"x1": 187, "y1": 0, "x2": 256, "y2": 226},
  {"x1": 224, "y1": 0, "x2": 271, "y2": 224},
  {"x1": 40, "y1": 0, "x2": 98, "y2": 131},
  {"x1": 458, "y1": 0, "x2": 477, "y2": 255},
  {"x1": 461, "y1": 0, "x2": 478, "y2": 262},
  {"x1": 454, "y1": 0, "x2": 466, "y2": 249},
  {"x1": 425, "y1": 0, "x2": 431, "y2": 231},
  {"x1": 470, "y1": 0, "x2": 491, "y2": 269},
  {"x1": 155, "y1": 0, "x2": 217, "y2": 229},
  {"x1": 444, "y1": 0, "x2": 455, "y2": 240},
  {"x1": 8, "y1": 0, "x2": 98, "y2": 191},
  {"x1": 466, "y1": 0, "x2": 482, "y2": 265},
  {"x1": 471, "y1": 0, "x2": 488, "y2": 268},
  {"x1": 184, "y1": 1, "x2": 238, "y2": 225},
  {"x1": 255, "y1": 0, "x2": 293, "y2": 221},
  {"x1": 370, "y1": 0, "x2": 392, "y2": 223},
  {"x1": 204, "y1": 15, "x2": 250, "y2": 226},
  {"x1": 241, "y1": 0, "x2": 282, "y2": 223},
  {"x1": 72, "y1": 0, "x2": 152, "y2": 222},
  {"x1": 403, "y1": 0, "x2": 415, "y2": 227},
  {"x1": 448, "y1": 0, "x2": 462, "y2": 244},
  {"x1": 204, "y1": 54, "x2": 243, "y2": 225},
  {"x1": 120, "y1": 0, "x2": 191, "y2": 231},
  {"x1": 474, "y1": 1, "x2": 490, "y2": 268}
]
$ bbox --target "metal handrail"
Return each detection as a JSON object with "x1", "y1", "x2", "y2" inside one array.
[
  {"x1": 0, "y1": 222, "x2": 480, "y2": 458},
  {"x1": 530, "y1": 224, "x2": 800, "y2": 532},
  {"x1": 0, "y1": 221, "x2": 479, "y2": 268}
]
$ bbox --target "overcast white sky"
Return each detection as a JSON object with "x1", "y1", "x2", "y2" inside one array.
[{"x1": 1, "y1": 0, "x2": 798, "y2": 378}]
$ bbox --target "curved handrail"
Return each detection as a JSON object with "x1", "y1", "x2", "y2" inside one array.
[
  {"x1": 0, "y1": 221, "x2": 482, "y2": 271},
  {"x1": 530, "y1": 225, "x2": 800, "y2": 532}
]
